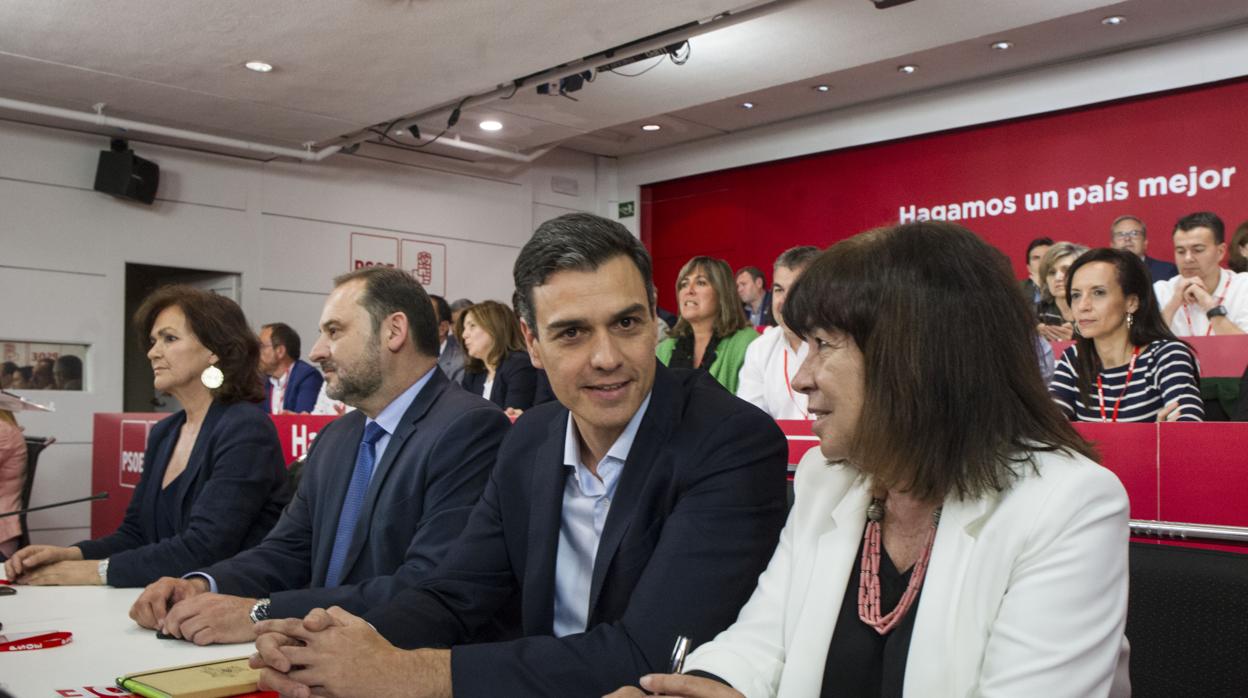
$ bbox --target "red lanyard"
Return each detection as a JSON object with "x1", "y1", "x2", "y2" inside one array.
[
  {"x1": 782, "y1": 350, "x2": 812, "y2": 420},
  {"x1": 1181, "y1": 273, "x2": 1227, "y2": 336},
  {"x1": 0, "y1": 630, "x2": 73, "y2": 651},
  {"x1": 1096, "y1": 346, "x2": 1141, "y2": 422}
]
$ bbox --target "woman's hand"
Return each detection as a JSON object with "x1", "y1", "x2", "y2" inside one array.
[
  {"x1": 603, "y1": 674, "x2": 745, "y2": 698},
  {"x1": 1037, "y1": 323, "x2": 1073, "y2": 342},
  {"x1": 4, "y1": 544, "x2": 82, "y2": 579},
  {"x1": 16, "y1": 559, "x2": 103, "y2": 586},
  {"x1": 1157, "y1": 402, "x2": 1182, "y2": 422}
]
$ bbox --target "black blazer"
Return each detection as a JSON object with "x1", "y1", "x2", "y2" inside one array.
[
  {"x1": 367, "y1": 363, "x2": 789, "y2": 697},
  {"x1": 202, "y1": 368, "x2": 510, "y2": 620},
  {"x1": 75, "y1": 401, "x2": 289, "y2": 587},
  {"x1": 461, "y1": 350, "x2": 537, "y2": 410}
]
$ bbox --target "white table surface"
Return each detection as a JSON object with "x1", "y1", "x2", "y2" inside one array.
[{"x1": 0, "y1": 586, "x2": 253, "y2": 697}]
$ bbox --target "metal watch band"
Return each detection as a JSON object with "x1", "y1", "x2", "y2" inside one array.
[{"x1": 249, "y1": 598, "x2": 271, "y2": 624}]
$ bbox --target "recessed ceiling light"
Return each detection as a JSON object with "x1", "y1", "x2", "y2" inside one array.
[
  {"x1": 244, "y1": 61, "x2": 274, "y2": 73},
  {"x1": 898, "y1": 64, "x2": 918, "y2": 74},
  {"x1": 479, "y1": 120, "x2": 503, "y2": 132},
  {"x1": 640, "y1": 124, "x2": 662, "y2": 132},
  {"x1": 991, "y1": 41, "x2": 1013, "y2": 51},
  {"x1": 393, "y1": 129, "x2": 405, "y2": 136},
  {"x1": 1101, "y1": 15, "x2": 1126, "y2": 26},
  {"x1": 741, "y1": 101, "x2": 755, "y2": 109},
  {"x1": 813, "y1": 84, "x2": 831, "y2": 92}
]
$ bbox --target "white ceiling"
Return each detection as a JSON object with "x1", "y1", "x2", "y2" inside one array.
[{"x1": 2, "y1": 0, "x2": 1247, "y2": 165}]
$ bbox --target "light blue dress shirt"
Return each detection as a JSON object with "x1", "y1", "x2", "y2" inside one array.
[
  {"x1": 189, "y1": 366, "x2": 436, "y2": 594},
  {"x1": 552, "y1": 392, "x2": 651, "y2": 638}
]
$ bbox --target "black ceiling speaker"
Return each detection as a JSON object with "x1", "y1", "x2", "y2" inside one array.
[{"x1": 94, "y1": 139, "x2": 159, "y2": 205}]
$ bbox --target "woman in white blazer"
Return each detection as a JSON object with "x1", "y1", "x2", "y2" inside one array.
[{"x1": 608, "y1": 222, "x2": 1131, "y2": 697}]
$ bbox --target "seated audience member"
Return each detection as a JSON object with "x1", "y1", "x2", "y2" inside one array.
[
  {"x1": 10, "y1": 366, "x2": 32, "y2": 390},
  {"x1": 128, "y1": 268, "x2": 508, "y2": 645},
  {"x1": 1051, "y1": 249, "x2": 1203, "y2": 422},
  {"x1": 310, "y1": 380, "x2": 349, "y2": 416},
  {"x1": 1229, "y1": 219, "x2": 1248, "y2": 274},
  {"x1": 736, "y1": 266, "x2": 774, "y2": 327},
  {"x1": 1035, "y1": 242, "x2": 1089, "y2": 341},
  {"x1": 608, "y1": 221, "x2": 1130, "y2": 698},
  {"x1": 260, "y1": 322, "x2": 323, "y2": 414},
  {"x1": 1020, "y1": 236, "x2": 1053, "y2": 313},
  {"x1": 5, "y1": 286, "x2": 290, "y2": 586},
  {"x1": 249, "y1": 212, "x2": 788, "y2": 698},
  {"x1": 448, "y1": 297, "x2": 474, "y2": 328},
  {"x1": 737, "y1": 245, "x2": 821, "y2": 419},
  {"x1": 1156, "y1": 212, "x2": 1248, "y2": 335},
  {"x1": 1111, "y1": 214, "x2": 1178, "y2": 281},
  {"x1": 0, "y1": 362, "x2": 18, "y2": 389},
  {"x1": 52, "y1": 354, "x2": 83, "y2": 390},
  {"x1": 0, "y1": 409, "x2": 26, "y2": 559},
  {"x1": 429, "y1": 294, "x2": 465, "y2": 384},
  {"x1": 458, "y1": 300, "x2": 538, "y2": 412},
  {"x1": 658, "y1": 256, "x2": 759, "y2": 393},
  {"x1": 30, "y1": 358, "x2": 54, "y2": 389}
]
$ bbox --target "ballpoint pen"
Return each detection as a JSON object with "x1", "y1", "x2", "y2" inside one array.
[{"x1": 668, "y1": 634, "x2": 691, "y2": 675}]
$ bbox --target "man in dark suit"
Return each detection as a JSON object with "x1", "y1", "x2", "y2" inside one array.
[
  {"x1": 251, "y1": 213, "x2": 789, "y2": 697},
  {"x1": 128, "y1": 268, "x2": 509, "y2": 645},
  {"x1": 1112, "y1": 214, "x2": 1178, "y2": 282},
  {"x1": 260, "y1": 323, "x2": 324, "y2": 413},
  {"x1": 428, "y1": 295, "x2": 465, "y2": 384}
]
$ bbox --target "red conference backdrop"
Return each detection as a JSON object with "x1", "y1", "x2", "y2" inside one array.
[{"x1": 641, "y1": 76, "x2": 1248, "y2": 311}]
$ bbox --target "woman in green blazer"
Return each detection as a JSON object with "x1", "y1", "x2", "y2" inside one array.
[{"x1": 657, "y1": 256, "x2": 758, "y2": 393}]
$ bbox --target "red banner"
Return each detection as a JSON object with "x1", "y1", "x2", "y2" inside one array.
[{"x1": 643, "y1": 77, "x2": 1248, "y2": 311}]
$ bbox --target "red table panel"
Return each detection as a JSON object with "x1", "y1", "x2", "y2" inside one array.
[
  {"x1": 1158, "y1": 423, "x2": 1248, "y2": 528},
  {"x1": 1075, "y1": 422, "x2": 1160, "y2": 522}
]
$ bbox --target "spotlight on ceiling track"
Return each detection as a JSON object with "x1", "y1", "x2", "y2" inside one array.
[
  {"x1": 871, "y1": 0, "x2": 918, "y2": 8},
  {"x1": 340, "y1": 143, "x2": 361, "y2": 155},
  {"x1": 407, "y1": 124, "x2": 422, "y2": 140}
]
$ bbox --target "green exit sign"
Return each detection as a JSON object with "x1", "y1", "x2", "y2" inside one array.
[{"x1": 618, "y1": 201, "x2": 635, "y2": 218}]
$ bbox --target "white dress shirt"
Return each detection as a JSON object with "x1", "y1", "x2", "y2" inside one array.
[
  {"x1": 1154, "y1": 269, "x2": 1248, "y2": 335},
  {"x1": 736, "y1": 325, "x2": 811, "y2": 420},
  {"x1": 552, "y1": 392, "x2": 651, "y2": 637}
]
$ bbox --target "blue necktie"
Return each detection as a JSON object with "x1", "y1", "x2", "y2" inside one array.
[{"x1": 324, "y1": 421, "x2": 386, "y2": 588}]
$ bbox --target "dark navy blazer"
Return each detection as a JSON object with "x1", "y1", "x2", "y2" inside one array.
[
  {"x1": 461, "y1": 350, "x2": 538, "y2": 410},
  {"x1": 202, "y1": 368, "x2": 510, "y2": 620},
  {"x1": 264, "y1": 359, "x2": 323, "y2": 413},
  {"x1": 1145, "y1": 255, "x2": 1179, "y2": 283},
  {"x1": 367, "y1": 363, "x2": 789, "y2": 697},
  {"x1": 75, "y1": 401, "x2": 289, "y2": 587}
]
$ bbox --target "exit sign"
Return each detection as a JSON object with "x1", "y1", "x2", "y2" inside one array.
[{"x1": 618, "y1": 201, "x2": 635, "y2": 218}]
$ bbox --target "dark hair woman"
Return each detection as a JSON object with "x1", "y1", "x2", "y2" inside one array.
[
  {"x1": 1050, "y1": 248, "x2": 1203, "y2": 422},
  {"x1": 458, "y1": 300, "x2": 539, "y2": 412},
  {"x1": 656, "y1": 256, "x2": 758, "y2": 393},
  {"x1": 4, "y1": 285, "x2": 290, "y2": 587},
  {"x1": 608, "y1": 222, "x2": 1129, "y2": 698}
]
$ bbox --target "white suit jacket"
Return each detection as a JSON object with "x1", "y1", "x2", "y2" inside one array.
[{"x1": 685, "y1": 447, "x2": 1131, "y2": 697}]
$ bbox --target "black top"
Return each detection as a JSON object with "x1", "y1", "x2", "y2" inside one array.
[
  {"x1": 1036, "y1": 299, "x2": 1070, "y2": 328},
  {"x1": 668, "y1": 334, "x2": 720, "y2": 371},
  {"x1": 820, "y1": 535, "x2": 922, "y2": 698}
]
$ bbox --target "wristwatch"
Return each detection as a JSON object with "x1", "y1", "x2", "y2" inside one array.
[
  {"x1": 1206, "y1": 305, "x2": 1228, "y2": 319},
  {"x1": 97, "y1": 559, "x2": 109, "y2": 585},
  {"x1": 249, "y1": 598, "x2": 272, "y2": 624}
]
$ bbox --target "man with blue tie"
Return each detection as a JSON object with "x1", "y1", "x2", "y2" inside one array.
[
  {"x1": 250, "y1": 213, "x2": 789, "y2": 697},
  {"x1": 128, "y1": 267, "x2": 509, "y2": 645}
]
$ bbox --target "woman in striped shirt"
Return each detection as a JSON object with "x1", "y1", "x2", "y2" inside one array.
[{"x1": 1051, "y1": 248, "x2": 1203, "y2": 422}]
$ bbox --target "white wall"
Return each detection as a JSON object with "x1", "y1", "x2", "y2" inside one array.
[
  {"x1": 616, "y1": 22, "x2": 1248, "y2": 235},
  {"x1": 0, "y1": 121, "x2": 605, "y2": 544}
]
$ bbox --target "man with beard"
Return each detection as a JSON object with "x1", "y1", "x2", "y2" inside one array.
[{"x1": 127, "y1": 267, "x2": 509, "y2": 645}]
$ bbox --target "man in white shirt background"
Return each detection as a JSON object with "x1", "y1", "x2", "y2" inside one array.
[
  {"x1": 736, "y1": 245, "x2": 821, "y2": 419},
  {"x1": 1154, "y1": 212, "x2": 1248, "y2": 337}
]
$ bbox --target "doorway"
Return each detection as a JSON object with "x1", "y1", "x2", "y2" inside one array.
[{"x1": 123, "y1": 263, "x2": 241, "y2": 413}]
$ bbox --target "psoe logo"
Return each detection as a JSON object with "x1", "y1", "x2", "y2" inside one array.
[{"x1": 119, "y1": 420, "x2": 154, "y2": 488}]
